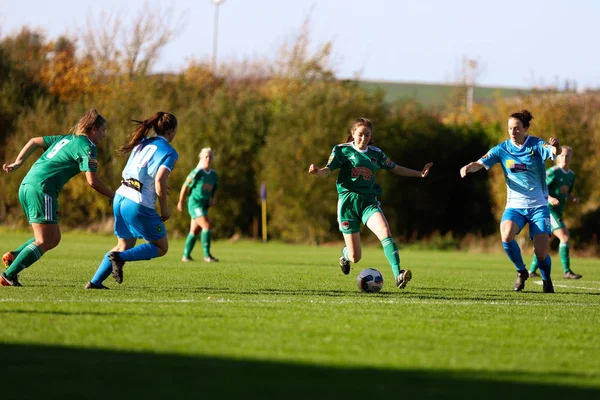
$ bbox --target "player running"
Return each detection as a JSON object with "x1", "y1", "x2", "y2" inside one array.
[
  {"x1": 460, "y1": 109, "x2": 560, "y2": 293},
  {"x1": 2, "y1": 110, "x2": 114, "y2": 286},
  {"x1": 177, "y1": 147, "x2": 219, "y2": 263},
  {"x1": 308, "y1": 117, "x2": 433, "y2": 289},
  {"x1": 529, "y1": 146, "x2": 582, "y2": 279},
  {"x1": 85, "y1": 112, "x2": 178, "y2": 289}
]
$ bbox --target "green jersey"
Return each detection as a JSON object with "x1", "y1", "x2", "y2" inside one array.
[
  {"x1": 185, "y1": 168, "x2": 219, "y2": 205},
  {"x1": 546, "y1": 165, "x2": 575, "y2": 214},
  {"x1": 326, "y1": 143, "x2": 396, "y2": 196},
  {"x1": 22, "y1": 134, "x2": 98, "y2": 197}
]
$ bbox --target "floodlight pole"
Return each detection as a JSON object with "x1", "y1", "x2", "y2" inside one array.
[{"x1": 212, "y1": 0, "x2": 225, "y2": 74}]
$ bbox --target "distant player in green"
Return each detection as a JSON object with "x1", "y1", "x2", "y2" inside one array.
[
  {"x1": 529, "y1": 146, "x2": 582, "y2": 279},
  {"x1": 308, "y1": 118, "x2": 433, "y2": 289},
  {"x1": 1, "y1": 109, "x2": 115, "y2": 286},
  {"x1": 177, "y1": 148, "x2": 219, "y2": 262}
]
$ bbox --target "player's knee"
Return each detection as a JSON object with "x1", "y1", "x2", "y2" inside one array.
[
  {"x1": 156, "y1": 243, "x2": 169, "y2": 257},
  {"x1": 500, "y1": 233, "x2": 515, "y2": 243}
]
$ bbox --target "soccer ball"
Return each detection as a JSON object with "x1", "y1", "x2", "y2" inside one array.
[{"x1": 356, "y1": 268, "x2": 384, "y2": 293}]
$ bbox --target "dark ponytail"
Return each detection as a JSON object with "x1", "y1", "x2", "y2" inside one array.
[{"x1": 119, "y1": 112, "x2": 178, "y2": 154}]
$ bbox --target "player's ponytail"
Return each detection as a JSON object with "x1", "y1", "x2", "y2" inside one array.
[{"x1": 119, "y1": 112, "x2": 178, "y2": 154}]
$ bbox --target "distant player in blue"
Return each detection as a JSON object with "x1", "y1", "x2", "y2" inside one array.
[
  {"x1": 85, "y1": 112, "x2": 179, "y2": 289},
  {"x1": 460, "y1": 110, "x2": 560, "y2": 293}
]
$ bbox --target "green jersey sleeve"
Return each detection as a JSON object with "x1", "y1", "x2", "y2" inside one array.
[
  {"x1": 378, "y1": 149, "x2": 396, "y2": 171},
  {"x1": 78, "y1": 145, "x2": 98, "y2": 172},
  {"x1": 185, "y1": 169, "x2": 199, "y2": 188},
  {"x1": 326, "y1": 145, "x2": 343, "y2": 171},
  {"x1": 546, "y1": 167, "x2": 555, "y2": 186}
]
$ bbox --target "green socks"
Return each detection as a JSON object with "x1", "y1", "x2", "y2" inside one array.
[
  {"x1": 559, "y1": 243, "x2": 570, "y2": 273},
  {"x1": 183, "y1": 233, "x2": 198, "y2": 258},
  {"x1": 381, "y1": 236, "x2": 401, "y2": 277},
  {"x1": 201, "y1": 229, "x2": 212, "y2": 257},
  {"x1": 5, "y1": 242, "x2": 42, "y2": 278},
  {"x1": 13, "y1": 238, "x2": 35, "y2": 256}
]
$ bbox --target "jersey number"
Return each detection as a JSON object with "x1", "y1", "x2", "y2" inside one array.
[
  {"x1": 133, "y1": 145, "x2": 158, "y2": 168},
  {"x1": 46, "y1": 139, "x2": 71, "y2": 159}
]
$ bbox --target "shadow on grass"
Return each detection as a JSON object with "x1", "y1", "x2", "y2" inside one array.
[{"x1": 1, "y1": 343, "x2": 598, "y2": 400}]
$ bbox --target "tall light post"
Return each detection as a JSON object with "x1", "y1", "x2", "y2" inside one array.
[{"x1": 211, "y1": 0, "x2": 225, "y2": 74}]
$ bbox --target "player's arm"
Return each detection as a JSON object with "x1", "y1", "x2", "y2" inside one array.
[
  {"x1": 391, "y1": 162, "x2": 433, "y2": 178},
  {"x1": 548, "y1": 137, "x2": 561, "y2": 156},
  {"x1": 2, "y1": 137, "x2": 47, "y2": 173},
  {"x1": 85, "y1": 172, "x2": 115, "y2": 200},
  {"x1": 156, "y1": 166, "x2": 171, "y2": 221},
  {"x1": 308, "y1": 164, "x2": 331, "y2": 178},
  {"x1": 460, "y1": 161, "x2": 484, "y2": 178},
  {"x1": 177, "y1": 181, "x2": 190, "y2": 212}
]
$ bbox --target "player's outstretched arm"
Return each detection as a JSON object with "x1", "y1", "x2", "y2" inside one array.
[
  {"x1": 85, "y1": 172, "x2": 115, "y2": 199},
  {"x1": 460, "y1": 161, "x2": 484, "y2": 178},
  {"x1": 3, "y1": 137, "x2": 46, "y2": 173},
  {"x1": 391, "y1": 162, "x2": 433, "y2": 178},
  {"x1": 308, "y1": 164, "x2": 331, "y2": 179}
]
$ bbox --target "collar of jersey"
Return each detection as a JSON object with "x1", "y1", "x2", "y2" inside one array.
[
  {"x1": 351, "y1": 143, "x2": 369, "y2": 153},
  {"x1": 510, "y1": 134, "x2": 530, "y2": 149}
]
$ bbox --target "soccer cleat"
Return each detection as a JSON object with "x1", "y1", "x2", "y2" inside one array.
[
  {"x1": 514, "y1": 270, "x2": 529, "y2": 292},
  {"x1": 1, "y1": 272, "x2": 22, "y2": 287},
  {"x1": 339, "y1": 249, "x2": 351, "y2": 275},
  {"x1": 563, "y1": 270, "x2": 582, "y2": 279},
  {"x1": 204, "y1": 255, "x2": 219, "y2": 263},
  {"x1": 2, "y1": 252, "x2": 15, "y2": 268},
  {"x1": 181, "y1": 256, "x2": 195, "y2": 262},
  {"x1": 528, "y1": 271, "x2": 541, "y2": 278},
  {"x1": 109, "y1": 252, "x2": 125, "y2": 284},
  {"x1": 395, "y1": 269, "x2": 412, "y2": 289},
  {"x1": 542, "y1": 280, "x2": 555, "y2": 293},
  {"x1": 84, "y1": 281, "x2": 109, "y2": 290}
]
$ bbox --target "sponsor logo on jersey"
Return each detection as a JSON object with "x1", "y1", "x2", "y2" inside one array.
[
  {"x1": 351, "y1": 166, "x2": 373, "y2": 180},
  {"x1": 157, "y1": 225, "x2": 163, "y2": 233},
  {"x1": 340, "y1": 221, "x2": 350, "y2": 230},
  {"x1": 506, "y1": 160, "x2": 527, "y2": 172},
  {"x1": 202, "y1": 183, "x2": 214, "y2": 191},
  {"x1": 370, "y1": 157, "x2": 377, "y2": 165}
]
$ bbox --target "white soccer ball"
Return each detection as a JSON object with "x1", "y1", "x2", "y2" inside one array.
[{"x1": 356, "y1": 268, "x2": 384, "y2": 293}]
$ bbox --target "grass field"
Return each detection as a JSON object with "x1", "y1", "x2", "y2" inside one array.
[{"x1": 1, "y1": 232, "x2": 599, "y2": 399}]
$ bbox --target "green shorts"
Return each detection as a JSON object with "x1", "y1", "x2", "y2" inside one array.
[
  {"x1": 337, "y1": 191, "x2": 382, "y2": 234},
  {"x1": 188, "y1": 201, "x2": 209, "y2": 219},
  {"x1": 549, "y1": 209, "x2": 565, "y2": 232},
  {"x1": 19, "y1": 184, "x2": 59, "y2": 224}
]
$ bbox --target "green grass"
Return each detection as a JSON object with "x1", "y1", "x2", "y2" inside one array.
[
  {"x1": 357, "y1": 80, "x2": 531, "y2": 107},
  {"x1": 1, "y1": 233, "x2": 599, "y2": 399}
]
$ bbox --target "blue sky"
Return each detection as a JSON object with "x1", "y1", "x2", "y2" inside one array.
[{"x1": 1, "y1": 0, "x2": 599, "y2": 88}]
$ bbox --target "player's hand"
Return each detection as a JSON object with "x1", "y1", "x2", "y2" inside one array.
[
  {"x1": 160, "y1": 207, "x2": 171, "y2": 221},
  {"x1": 572, "y1": 196, "x2": 579, "y2": 204},
  {"x1": 3, "y1": 162, "x2": 22, "y2": 173},
  {"x1": 308, "y1": 164, "x2": 319, "y2": 174},
  {"x1": 460, "y1": 165, "x2": 468, "y2": 178},
  {"x1": 421, "y1": 162, "x2": 433, "y2": 178},
  {"x1": 548, "y1": 137, "x2": 560, "y2": 147},
  {"x1": 548, "y1": 197, "x2": 560, "y2": 206}
]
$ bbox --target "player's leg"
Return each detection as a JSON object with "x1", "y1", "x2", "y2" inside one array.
[
  {"x1": 3, "y1": 238, "x2": 35, "y2": 268},
  {"x1": 365, "y1": 210, "x2": 411, "y2": 289},
  {"x1": 88, "y1": 237, "x2": 136, "y2": 289},
  {"x1": 183, "y1": 217, "x2": 202, "y2": 262},
  {"x1": 198, "y1": 214, "x2": 217, "y2": 262},
  {"x1": 500, "y1": 209, "x2": 528, "y2": 291},
  {"x1": 338, "y1": 193, "x2": 361, "y2": 274},
  {"x1": 530, "y1": 206, "x2": 554, "y2": 293}
]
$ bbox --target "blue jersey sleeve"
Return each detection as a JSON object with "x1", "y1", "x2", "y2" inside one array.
[
  {"x1": 161, "y1": 151, "x2": 178, "y2": 172},
  {"x1": 479, "y1": 146, "x2": 500, "y2": 170}
]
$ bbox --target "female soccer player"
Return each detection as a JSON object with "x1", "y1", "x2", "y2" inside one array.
[
  {"x1": 177, "y1": 147, "x2": 219, "y2": 263},
  {"x1": 308, "y1": 117, "x2": 433, "y2": 289},
  {"x1": 2, "y1": 109, "x2": 115, "y2": 287},
  {"x1": 460, "y1": 110, "x2": 560, "y2": 293},
  {"x1": 529, "y1": 146, "x2": 582, "y2": 279},
  {"x1": 85, "y1": 112, "x2": 178, "y2": 289}
]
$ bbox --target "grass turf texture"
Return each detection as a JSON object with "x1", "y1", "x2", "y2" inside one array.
[{"x1": 1, "y1": 233, "x2": 599, "y2": 399}]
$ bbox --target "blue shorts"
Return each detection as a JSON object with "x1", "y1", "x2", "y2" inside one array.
[
  {"x1": 501, "y1": 206, "x2": 551, "y2": 239},
  {"x1": 113, "y1": 194, "x2": 166, "y2": 241}
]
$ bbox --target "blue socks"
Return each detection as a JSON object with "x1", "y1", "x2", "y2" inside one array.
[
  {"x1": 91, "y1": 252, "x2": 112, "y2": 285},
  {"x1": 537, "y1": 255, "x2": 552, "y2": 281},
  {"x1": 90, "y1": 244, "x2": 159, "y2": 285},
  {"x1": 502, "y1": 240, "x2": 526, "y2": 271}
]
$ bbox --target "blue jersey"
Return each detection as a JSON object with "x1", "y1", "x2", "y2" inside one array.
[
  {"x1": 479, "y1": 135, "x2": 555, "y2": 208},
  {"x1": 116, "y1": 136, "x2": 178, "y2": 208}
]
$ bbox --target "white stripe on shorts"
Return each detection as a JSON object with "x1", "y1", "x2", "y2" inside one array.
[{"x1": 45, "y1": 194, "x2": 52, "y2": 221}]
